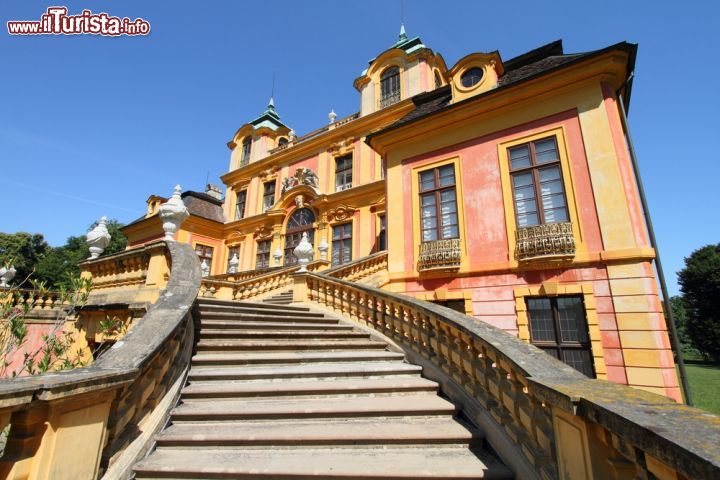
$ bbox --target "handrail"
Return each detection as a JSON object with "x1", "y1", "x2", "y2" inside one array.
[
  {"x1": 324, "y1": 251, "x2": 388, "y2": 286},
  {"x1": 297, "y1": 272, "x2": 720, "y2": 480},
  {"x1": 0, "y1": 241, "x2": 202, "y2": 479}
]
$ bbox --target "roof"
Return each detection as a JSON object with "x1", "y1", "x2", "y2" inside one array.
[
  {"x1": 367, "y1": 40, "x2": 637, "y2": 142},
  {"x1": 248, "y1": 98, "x2": 289, "y2": 132},
  {"x1": 181, "y1": 191, "x2": 226, "y2": 223},
  {"x1": 362, "y1": 25, "x2": 430, "y2": 75}
]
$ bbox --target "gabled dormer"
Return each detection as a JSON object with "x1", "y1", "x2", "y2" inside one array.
[
  {"x1": 446, "y1": 51, "x2": 504, "y2": 104},
  {"x1": 227, "y1": 98, "x2": 292, "y2": 171},
  {"x1": 354, "y1": 26, "x2": 447, "y2": 117}
]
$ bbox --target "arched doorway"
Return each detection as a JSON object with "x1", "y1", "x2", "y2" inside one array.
[{"x1": 284, "y1": 208, "x2": 315, "y2": 266}]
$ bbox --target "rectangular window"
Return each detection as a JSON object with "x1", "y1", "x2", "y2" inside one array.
[
  {"x1": 256, "y1": 240, "x2": 271, "y2": 269},
  {"x1": 526, "y1": 295, "x2": 595, "y2": 378},
  {"x1": 235, "y1": 190, "x2": 247, "y2": 220},
  {"x1": 227, "y1": 246, "x2": 240, "y2": 271},
  {"x1": 418, "y1": 164, "x2": 459, "y2": 242},
  {"x1": 332, "y1": 222, "x2": 352, "y2": 266},
  {"x1": 263, "y1": 181, "x2": 276, "y2": 212},
  {"x1": 194, "y1": 244, "x2": 214, "y2": 274},
  {"x1": 335, "y1": 154, "x2": 353, "y2": 191},
  {"x1": 508, "y1": 137, "x2": 569, "y2": 228},
  {"x1": 377, "y1": 214, "x2": 386, "y2": 251}
]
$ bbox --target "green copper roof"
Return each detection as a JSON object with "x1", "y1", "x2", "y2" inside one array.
[
  {"x1": 362, "y1": 25, "x2": 428, "y2": 75},
  {"x1": 249, "y1": 97, "x2": 289, "y2": 131}
]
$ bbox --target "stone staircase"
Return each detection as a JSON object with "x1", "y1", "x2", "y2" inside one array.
[
  {"x1": 133, "y1": 297, "x2": 513, "y2": 479},
  {"x1": 262, "y1": 289, "x2": 294, "y2": 305}
]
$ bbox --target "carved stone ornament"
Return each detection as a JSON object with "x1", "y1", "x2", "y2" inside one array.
[
  {"x1": 280, "y1": 167, "x2": 320, "y2": 194},
  {"x1": 293, "y1": 232, "x2": 314, "y2": 272},
  {"x1": 200, "y1": 258, "x2": 210, "y2": 277},
  {"x1": 295, "y1": 195, "x2": 304, "y2": 208},
  {"x1": 228, "y1": 252, "x2": 239, "y2": 274},
  {"x1": 327, "y1": 204, "x2": 357, "y2": 222},
  {"x1": 254, "y1": 225, "x2": 273, "y2": 239},
  {"x1": 318, "y1": 237, "x2": 329, "y2": 261},
  {"x1": 273, "y1": 248, "x2": 283, "y2": 266},
  {"x1": 86, "y1": 216, "x2": 112, "y2": 259},
  {"x1": 0, "y1": 265, "x2": 16, "y2": 287},
  {"x1": 158, "y1": 185, "x2": 189, "y2": 241}
]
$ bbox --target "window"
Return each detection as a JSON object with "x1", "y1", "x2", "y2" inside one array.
[
  {"x1": 460, "y1": 67, "x2": 484, "y2": 88},
  {"x1": 227, "y1": 246, "x2": 240, "y2": 271},
  {"x1": 256, "y1": 240, "x2": 271, "y2": 269},
  {"x1": 434, "y1": 70, "x2": 443, "y2": 89},
  {"x1": 332, "y1": 223, "x2": 352, "y2": 266},
  {"x1": 432, "y1": 299, "x2": 465, "y2": 314},
  {"x1": 278, "y1": 137, "x2": 288, "y2": 147},
  {"x1": 241, "y1": 137, "x2": 252, "y2": 166},
  {"x1": 380, "y1": 66, "x2": 401, "y2": 108},
  {"x1": 419, "y1": 164, "x2": 459, "y2": 242},
  {"x1": 335, "y1": 154, "x2": 353, "y2": 191},
  {"x1": 234, "y1": 190, "x2": 247, "y2": 220},
  {"x1": 194, "y1": 244, "x2": 214, "y2": 275},
  {"x1": 263, "y1": 181, "x2": 276, "y2": 212},
  {"x1": 508, "y1": 137, "x2": 569, "y2": 228},
  {"x1": 527, "y1": 296, "x2": 595, "y2": 378},
  {"x1": 377, "y1": 214, "x2": 386, "y2": 251},
  {"x1": 284, "y1": 208, "x2": 315, "y2": 266}
]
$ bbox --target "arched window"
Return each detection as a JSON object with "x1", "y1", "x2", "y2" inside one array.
[
  {"x1": 434, "y1": 70, "x2": 443, "y2": 89},
  {"x1": 379, "y1": 66, "x2": 401, "y2": 108},
  {"x1": 284, "y1": 208, "x2": 315, "y2": 266},
  {"x1": 278, "y1": 137, "x2": 289, "y2": 147},
  {"x1": 240, "y1": 137, "x2": 252, "y2": 166}
]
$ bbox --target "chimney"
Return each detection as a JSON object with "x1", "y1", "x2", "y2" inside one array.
[{"x1": 205, "y1": 183, "x2": 224, "y2": 201}]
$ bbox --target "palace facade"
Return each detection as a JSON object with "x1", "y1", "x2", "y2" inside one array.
[{"x1": 122, "y1": 30, "x2": 680, "y2": 400}]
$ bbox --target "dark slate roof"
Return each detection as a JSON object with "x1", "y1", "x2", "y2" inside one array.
[
  {"x1": 368, "y1": 40, "x2": 636, "y2": 142},
  {"x1": 181, "y1": 191, "x2": 225, "y2": 223}
]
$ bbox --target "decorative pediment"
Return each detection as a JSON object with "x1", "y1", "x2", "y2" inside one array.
[
  {"x1": 281, "y1": 167, "x2": 320, "y2": 195},
  {"x1": 259, "y1": 166, "x2": 280, "y2": 180},
  {"x1": 328, "y1": 137, "x2": 356, "y2": 155},
  {"x1": 327, "y1": 204, "x2": 357, "y2": 223},
  {"x1": 253, "y1": 225, "x2": 273, "y2": 239}
]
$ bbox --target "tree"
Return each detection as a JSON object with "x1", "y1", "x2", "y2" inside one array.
[
  {"x1": 0, "y1": 233, "x2": 50, "y2": 283},
  {"x1": 668, "y1": 295, "x2": 695, "y2": 356},
  {"x1": 677, "y1": 243, "x2": 720, "y2": 362}
]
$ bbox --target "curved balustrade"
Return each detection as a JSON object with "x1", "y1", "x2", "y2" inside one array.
[
  {"x1": 295, "y1": 272, "x2": 720, "y2": 480},
  {"x1": 0, "y1": 241, "x2": 201, "y2": 480},
  {"x1": 324, "y1": 250, "x2": 388, "y2": 286}
]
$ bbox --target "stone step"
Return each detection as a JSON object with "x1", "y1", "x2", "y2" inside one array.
[
  {"x1": 181, "y1": 376, "x2": 438, "y2": 399},
  {"x1": 155, "y1": 416, "x2": 476, "y2": 447},
  {"x1": 197, "y1": 306, "x2": 327, "y2": 319},
  {"x1": 186, "y1": 362, "x2": 422, "y2": 381},
  {"x1": 197, "y1": 298, "x2": 309, "y2": 312},
  {"x1": 171, "y1": 393, "x2": 455, "y2": 421},
  {"x1": 134, "y1": 446, "x2": 513, "y2": 479},
  {"x1": 196, "y1": 339, "x2": 388, "y2": 352},
  {"x1": 198, "y1": 330, "x2": 368, "y2": 340},
  {"x1": 198, "y1": 311, "x2": 337, "y2": 322},
  {"x1": 191, "y1": 350, "x2": 404, "y2": 367},
  {"x1": 198, "y1": 320, "x2": 351, "y2": 331}
]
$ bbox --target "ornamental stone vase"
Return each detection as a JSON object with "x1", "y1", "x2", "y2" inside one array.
[
  {"x1": 273, "y1": 248, "x2": 283, "y2": 267},
  {"x1": 200, "y1": 259, "x2": 210, "y2": 277},
  {"x1": 318, "y1": 237, "x2": 329, "y2": 261},
  {"x1": 228, "y1": 253, "x2": 239, "y2": 274},
  {"x1": 86, "y1": 216, "x2": 112, "y2": 259},
  {"x1": 159, "y1": 185, "x2": 189, "y2": 241},
  {"x1": 0, "y1": 265, "x2": 16, "y2": 287},
  {"x1": 293, "y1": 232, "x2": 314, "y2": 272}
]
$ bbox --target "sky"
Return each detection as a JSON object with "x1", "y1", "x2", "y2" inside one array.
[{"x1": 0, "y1": 0, "x2": 717, "y2": 295}]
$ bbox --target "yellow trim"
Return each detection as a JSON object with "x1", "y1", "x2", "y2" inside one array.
[
  {"x1": 497, "y1": 127, "x2": 586, "y2": 268},
  {"x1": 513, "y1": 283, "x2": 607, "y2": 379},
  {"x1": 410, "y1": 156, "x2": 469, "y2": 273}
]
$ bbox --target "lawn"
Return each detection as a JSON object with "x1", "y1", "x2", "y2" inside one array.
[{"x1": 684, "y1": 363, "x2": 720, "y2": 415}]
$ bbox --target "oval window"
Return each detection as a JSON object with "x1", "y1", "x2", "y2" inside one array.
[{"x1": 460, "y1": 67, "x2": 484, "y2": 88}]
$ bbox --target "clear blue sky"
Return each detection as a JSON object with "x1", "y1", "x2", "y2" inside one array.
[{"x1": 1, "y1": 1, "x2": 717, "y2": 295}]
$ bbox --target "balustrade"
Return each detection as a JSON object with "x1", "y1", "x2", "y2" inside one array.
[
  {"x1": 515, "y1": 222, "x2": 575, "y2": 261},
  {"x1": 325, "y1": 251, "x2": 388, "y2": 285},
  {"x1": 417, "y1": 238, "x2": 461, "y2": 271}
]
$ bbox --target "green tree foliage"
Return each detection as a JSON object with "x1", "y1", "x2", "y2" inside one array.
[
  {"x1": 678, "y1": 243, "x2": 720, "y2": 362},
  {"x1": 0, "y1": 219, "x2": 127, "y2": 289},
  {"x1": 668, "y1": 295, "x2": 695, "y2": 355}
]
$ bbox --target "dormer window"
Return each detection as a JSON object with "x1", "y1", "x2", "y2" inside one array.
[
  {"x1": 241, "y1": 137, "x2": 252, "y2": 166},
  {"x1": 434, "y1": 70, "x2": 443, "y2": 89},
  {"x1": 380, "y1": 67, "x2": 401, "y2": 108},
  {"x1": 461, "y1": 67, "x2": 484, "y2": 88},
  {"x1": 278, "y1": 137, "x2": 288, "y2": 147}
]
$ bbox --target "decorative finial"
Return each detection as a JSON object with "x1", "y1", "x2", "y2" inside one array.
[
  {"x1": 228, "y1": 252, "x2": 239, "y2": 274},
  {"x1": 293, "y1": 232, "x2": 314, "y2": 272},
  {"x1": 273, "y1": 248, "x2": 283, "y2": 267},
  {"x1": 328, "y1": 109, "x2": 337, "y2": 124},
  {"x1": 86, "y1": 216, "x2": 111, "y2": 259},
  {"x1": 200, "y1": 258, "x2": 210, "y2": 277},
  {"x1": 0, "y1": 264, "x2": 17, "y2": 288},
  {"x1": 318, "y1": 237, "x2": 329, "y2": 261},
  {"x1": 158, "y1": 185, "x2": 189, "y2": 241},
  {"x1": 399, "y1": 23, "x2": 407, "y2": 42},
  {"x1": 268, "y1": 96, "x2": 275, "y2": 111}
]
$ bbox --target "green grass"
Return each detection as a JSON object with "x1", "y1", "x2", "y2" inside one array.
[{"x1": 683, "y1": 363, "x2": 720, "y2": 415}]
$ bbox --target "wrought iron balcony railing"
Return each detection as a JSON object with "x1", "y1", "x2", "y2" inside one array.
[
  {"x1": 417, "y1": 238, "x2": 461, "y2": 271},
  {"x1": 378, "y1": 91, "x2": 401, "y2": 109},
  {"x1": 515, "y1": 221, "x2": 575, "y2": 261}
]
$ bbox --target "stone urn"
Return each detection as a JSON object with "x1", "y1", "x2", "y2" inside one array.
[
  {"x1": 200, "y1": 258, "x2": 210, "y2": 277},
  {"x1": 228, "y1": 253, "x2": 239, "y2": 274},
  {"x1": 273, "y1": 248, "x2": 283, "y2": 267},
  {"x1": 293, "y1": 232, "x2": 314, "y2": 272},
  {"x1": 86, "y1": 216, "x2": 111, "y2": 259},
  {"x1": 318, "y1": 237, "x2": 329, "y2": 261},
  {"x1": 159, "y1": 185, "x2": 189, "y2": 241},
  {"x1": 0, "y1": 265, "x2": 16, "y2": 287}
]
